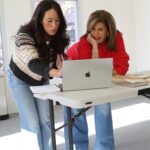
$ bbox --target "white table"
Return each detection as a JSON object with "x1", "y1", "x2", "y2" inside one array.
[
  {"x1": 34, "y1": 83, "x2": 150, "y2": 150},
  {"x1": 35, "y1": 83, "x2": 150, "y2": 108}
]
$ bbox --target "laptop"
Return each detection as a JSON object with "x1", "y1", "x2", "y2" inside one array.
[{"x1": 61, "y1": 58, "x2": 113, "y2": 91}]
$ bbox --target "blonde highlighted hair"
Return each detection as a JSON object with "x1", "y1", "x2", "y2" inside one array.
[{"x1": 86, "y1": 10, "x2": 117, "y2": 50}]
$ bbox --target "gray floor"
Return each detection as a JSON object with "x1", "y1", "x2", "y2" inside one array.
[{"x1": 0, "y1": 95, "x2": 150, "y2": 150}]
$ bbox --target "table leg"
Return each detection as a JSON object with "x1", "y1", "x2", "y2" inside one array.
[
  {"x1": 49, "y1": 100, "x2": 56, "y2": 150},
  {"x1": 66, "y1": 107, "x2": 74, "y2": 150}
]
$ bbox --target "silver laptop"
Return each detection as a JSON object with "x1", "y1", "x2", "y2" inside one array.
[{"x1": 61, "y1": 58, "x2": 113, "y2": 91}]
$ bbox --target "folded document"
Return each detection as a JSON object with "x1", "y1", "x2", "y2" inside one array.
[
  {"x1": 112, "y1": 74, "x2": 149, "y2": 87},
  {"x1": 30, "y1": 84, "x2": 60, "y2": 94}
]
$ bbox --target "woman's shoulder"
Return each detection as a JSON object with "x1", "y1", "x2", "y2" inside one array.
[
  {"x1": 79, "y1": 34, "x2": 89, "y2": 45},
  {"x1": 77, "y1": 34, "x2": 91, "y2": 51},
  {"x1": 116, "y1": 31, "x2": 123, "y2": 38},
  {"x1": 16, "y1": 32, "x2": 35, "y2": 46},
  {"x1": 80, "y1": 34, "x2": 87, "y2": 41},
  {"x1": 116, "y1": 31, "x2": 124, "y2": 43}
]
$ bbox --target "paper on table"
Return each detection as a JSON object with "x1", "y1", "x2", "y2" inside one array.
[
  {"x1": 127, "y1": 72, "x2": 150, "y2": 79},
  {"x1": 125, "y1": 78, "x2": 145, "y2": 83},
  {"x1": 135, "y1": 74, "x2": 150, "y2": 79},
  {"x1": 30, "y1": 84, "x2": 60, "y2": 94},
  {"x1": 50, "y1": 77, "x2": 62, "y2": 85}
]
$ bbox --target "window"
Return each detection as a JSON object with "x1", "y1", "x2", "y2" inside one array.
[
  {"x1": 0, "y1": 28, "x2": 3, "y2": 70},
  {"x1": 56, "y1": 0, "x2": 78, "y2": 43},
  {"x1": 32, "y1": 0, "x2": 78, "y2": 44},
  {"x1": 0, "y1": 14, "x2": 4, "y2": 71}
]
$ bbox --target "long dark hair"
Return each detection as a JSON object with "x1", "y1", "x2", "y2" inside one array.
[{"x1": 18, "y1": 0, "x2": 69, "y2": 59}]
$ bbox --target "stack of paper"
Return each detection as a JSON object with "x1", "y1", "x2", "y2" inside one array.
[
  {"x1": 30, "y1": 84, "x2": 60, "y2": 94},
  {"x1": 127, "y1": 72, "x2": 150, "y2": 79},
  {"x1": 125, "y1": 78, "x2": 145, "y2": 83},
  {"x1": 113, "y1": 73, "x2": 149, "y2": 87},
  {"x1": 50, "y1": 77, "x2": 62, "y2": 85}
]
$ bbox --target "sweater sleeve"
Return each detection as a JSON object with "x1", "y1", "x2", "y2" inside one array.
[
  {"x1": 67, "y1": 42, "x2": 79, "y2": 60},
  {"x1": 113, "y1": 32, "x2": 129, "y2": 75},
  {"x1": 15, "y1": 33, "x2": 50, "y2": 79},
  {"x1": 77, "y1": 36, "x2": 92, "y2": 59}
]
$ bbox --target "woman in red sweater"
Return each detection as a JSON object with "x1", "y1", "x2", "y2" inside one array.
[{"x1": 65, "y1": 10, "x2": 129, "y2": 150}]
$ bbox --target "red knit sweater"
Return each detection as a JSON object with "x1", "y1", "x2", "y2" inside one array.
[{"x1": 67, "y1": 32, "x2": 129, "y2": 75}]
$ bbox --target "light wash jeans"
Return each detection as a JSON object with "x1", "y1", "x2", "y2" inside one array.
[
  {"x1": 8, "y1": 70, "x2": 52, "y2": 150},
  {"x1": 64, "y1": 103, "x2": 114, "y2": 150}
]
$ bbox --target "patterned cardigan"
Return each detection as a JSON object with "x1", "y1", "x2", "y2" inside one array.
[{"x1": 10, "y1": 32, "x2": 52, "y2": 85}]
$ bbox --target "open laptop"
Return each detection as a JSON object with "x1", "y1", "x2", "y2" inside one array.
[{"x1": 61, "y1": 58, "x2": 113, "y2": 91}]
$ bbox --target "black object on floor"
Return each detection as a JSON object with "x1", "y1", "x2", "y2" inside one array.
[{"x1": 0, "y1": 114, "x2": 9, "y2": 121}]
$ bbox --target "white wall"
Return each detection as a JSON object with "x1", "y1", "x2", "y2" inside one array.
[
  {"x1": 0, "y1": 74, "x2": 8, "y2": 115},
  {"x1": 2, "y1": 0, "x2": 32, "y2": 71},
  {"x1": 135, "y1": 0, "x2": 150, "y2": 72},
  {"x1": 78, "y1": 0, "x2": 112, "y2": 36},
  {"x1": 111, "y1": 0, "x2": 136, "y2": 73},
  {"x1": 1, "y1": 0, "x2": 32, "y2": 113}
]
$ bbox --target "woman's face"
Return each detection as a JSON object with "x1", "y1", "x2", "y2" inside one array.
[
  {"x1": 90, "y1": 22, "x2": 108, "y2": 44},
  {"x1": 42, "y1": 8, "x2": 60, "y2": 36}
]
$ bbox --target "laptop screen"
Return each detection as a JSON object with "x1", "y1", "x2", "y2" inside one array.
[{"x1": 62, "y1": 58, "x2": 113, "y2": 91}]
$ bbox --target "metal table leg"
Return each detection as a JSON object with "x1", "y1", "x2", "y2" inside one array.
[
  {"x1": 66, "y1": 107, "x2": 73, "y2": 150},
  {"x1": 48, "y1": 100, "x2": 90, "y2": 150},
  {"x1": 49, "y1": 100, "x2": 56, "y2": 150}
]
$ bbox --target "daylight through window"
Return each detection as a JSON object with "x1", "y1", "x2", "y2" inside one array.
[
  {"x1": 33, "y1": 0, "x2": 78, "y2": 44},
  {"x1": 0, "y1": 19, "x2": 4, "y2": 70}
]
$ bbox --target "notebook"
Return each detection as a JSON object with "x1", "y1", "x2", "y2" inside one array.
[{"x1": 61, "y1": 58, "x2": 113, "y2": 91}]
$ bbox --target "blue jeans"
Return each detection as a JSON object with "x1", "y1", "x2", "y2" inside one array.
[
  {"x1": 64, "y1": 104, "x2": 114, "y2": 150},
  {"x1": 7, "y1": 70, "x2": 52, "y2": 150}
]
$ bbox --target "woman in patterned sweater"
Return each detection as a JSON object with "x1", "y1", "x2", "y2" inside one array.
[{"x1": 8, "y1": 1, "x2": 69, "y2": 150}]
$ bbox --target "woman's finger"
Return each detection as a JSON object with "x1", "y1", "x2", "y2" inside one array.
[{"x1": 60, "y1": 54, "x2": 65, "y2": 61}]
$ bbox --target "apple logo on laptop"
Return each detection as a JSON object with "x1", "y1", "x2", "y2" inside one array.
[{"x1": 85, "y1": 71, "x2": 91, "y2": 77}]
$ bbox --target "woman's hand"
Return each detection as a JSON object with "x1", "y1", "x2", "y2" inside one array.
[
  {"x1": 49, "y1": 54, "x2": 65, "y2": 77},
  {"x1": 87, "y1": 34, "x2": 99, "y2": 58},
  {"x1": 49, "y1": 69, "x2": 62, "y2": 77},
  {"x1": 87, "y1": 33, "x2": 97, "y2": 47},
  {"x1": 112, "y1": 69, "x2": 117, "y2": 75},
  {"x1": 56, "y1": 54, "x2": 64, "y2": 70}
]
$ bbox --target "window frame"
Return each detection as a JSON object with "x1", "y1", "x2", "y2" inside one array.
[{"x1": 0, "y1": 0, "x2": 4, "y2": 71}]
